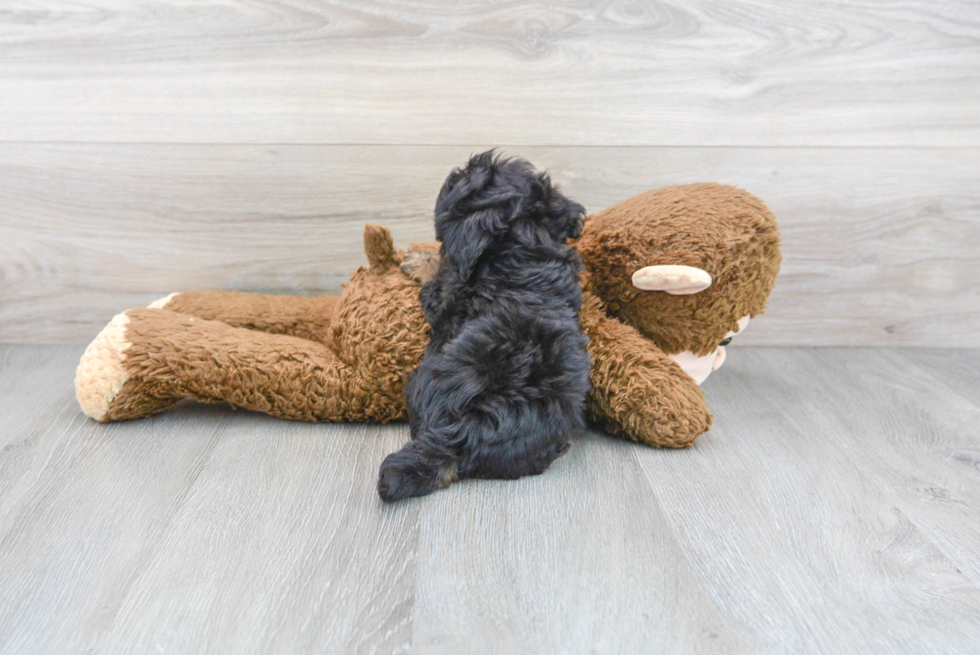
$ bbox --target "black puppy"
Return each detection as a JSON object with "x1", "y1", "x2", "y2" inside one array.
[{"x1": 377, "y1": 151, "x2": 591, "y2": 502}]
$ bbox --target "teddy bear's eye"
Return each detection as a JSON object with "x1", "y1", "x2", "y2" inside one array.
[{"x1": 719, "y1": 337, "x2": 733, "y2": 346}]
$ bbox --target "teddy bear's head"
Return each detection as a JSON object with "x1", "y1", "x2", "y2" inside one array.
[{"x1": 574, "y1": 183, "x2": 781, "y2": 384}]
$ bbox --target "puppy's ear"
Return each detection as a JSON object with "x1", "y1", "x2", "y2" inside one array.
[
  {"x1": 438, "y1": 209, "x2": 500, "y2": 279},
  {"x1": 542, "y1": 178, "x2": 586, "y2": 241},
  {"x1": 557, "y1": 196, "x2": 586, "y2": 240},
  {"x1": 434, "y1": 150, "x2": 518, "y2": 279}
]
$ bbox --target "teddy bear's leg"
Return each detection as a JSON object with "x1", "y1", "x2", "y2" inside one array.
[
  {"x1": 147, "y1": 290, "x2": 339, "y2": 343},
  {"x1": 75, "y1": 307, "x2": 399, "y2": 424},
  {"x1": 580, "y1": 294, "x2": 712, "y2": 448}
]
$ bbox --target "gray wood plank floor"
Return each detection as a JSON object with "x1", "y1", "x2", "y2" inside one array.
[{"x1": 1, "y1": 345, "x2": 979, "y2": 653}]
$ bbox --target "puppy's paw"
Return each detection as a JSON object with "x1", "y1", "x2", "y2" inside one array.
[
  {"x1": 400, "y1": 248, "x2": 440, "y2": 285},
  {"x1": 377, "y1": 446, "x2": 457, "y2": 502},
  {"x1": 377, "y1": 455, "x2": 437, "y2": 502}
]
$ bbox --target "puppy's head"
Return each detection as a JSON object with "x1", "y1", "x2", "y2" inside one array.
[{"x1": 435, "y1": 150, "x2": 585, "y2": 279}]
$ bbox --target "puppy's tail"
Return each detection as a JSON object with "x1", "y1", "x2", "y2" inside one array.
[{"x1": 377, "y1": 440, "x2": 459, "y2": 502}]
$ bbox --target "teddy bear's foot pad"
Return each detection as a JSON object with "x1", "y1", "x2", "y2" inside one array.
[
  {"x1": 75, "y1": 313, "x2": 133, "y2": 421},
  {"x1": 75, "y1": 312, "x2": 176, "y2": 422}
]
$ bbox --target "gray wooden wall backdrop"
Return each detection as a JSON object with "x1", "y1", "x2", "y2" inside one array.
[{"x1": 1, "y1": 1, "x2": 978, "y2": 345}]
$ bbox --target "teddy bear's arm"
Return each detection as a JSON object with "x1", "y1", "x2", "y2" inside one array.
[
  {"x1": 580, "y1": 291, "x2": 712, "y2": 448},
  {"x1": 152, "y1": 290, "x2": 339, "y2": 344}
]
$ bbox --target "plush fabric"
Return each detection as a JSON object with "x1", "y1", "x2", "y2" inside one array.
[
  {"x1": 575, "y1": 183, "x2": 781, "y2": 357},
  {"x1": 76, "y1": 225, "x2": 428, "y2": 424},
  {"x1": 75, "y1": 183, "x2": 781, "y2": 448}
]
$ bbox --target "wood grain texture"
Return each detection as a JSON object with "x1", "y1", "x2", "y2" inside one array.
[
  {"x1": 93, "y1": 421, "x2": 417, "y2": 655},
  {"x1": 2, "y1": 144, "x2": 977, "y2": 346},
  {"x1": 0, "y1": 1, "x2": 978, "y2": 146},
  {"x1": 897, "y1": 348, "x2": 980, "y2": 404},
  {"x1": 0, "y1": 346, "x2": 227, "y2": 654},
  {"x1": 633, "y1": 347, "x2": 980, "y2": 651},
  {"x1": 752, "y1": 348, "x2": 980, "y2": 590},
  {"x1": 0, "y1": 346, "x2": 416, "y2": 655},
  {"x1": 410, "y1": 432, "x2": 751, "y2": 653},
  {"x1": 2, "y1": 345, "x2": 980, "y2": 653}
]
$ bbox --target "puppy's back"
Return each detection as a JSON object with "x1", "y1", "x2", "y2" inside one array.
[{"x1": 378, "y1": 151, "x2": 590, "y2": 502}]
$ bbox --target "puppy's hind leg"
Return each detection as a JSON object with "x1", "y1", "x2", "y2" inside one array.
[{"x1": 377, "y1": 439, "x2": 459, "y2": 502}]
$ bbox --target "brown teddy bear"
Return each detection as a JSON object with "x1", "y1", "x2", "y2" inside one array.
[{"x1": 75, "y1": 183, "x2": 780, "y2": 448}]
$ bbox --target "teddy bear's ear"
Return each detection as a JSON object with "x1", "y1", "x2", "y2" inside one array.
[{"x1": 632, "y1": 265, "x2": 712, "y2": 295}]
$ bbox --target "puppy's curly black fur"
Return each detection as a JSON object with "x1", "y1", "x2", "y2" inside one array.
[{"x1": 377, "y1": 151, "x2": 591, "y2": 502}]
